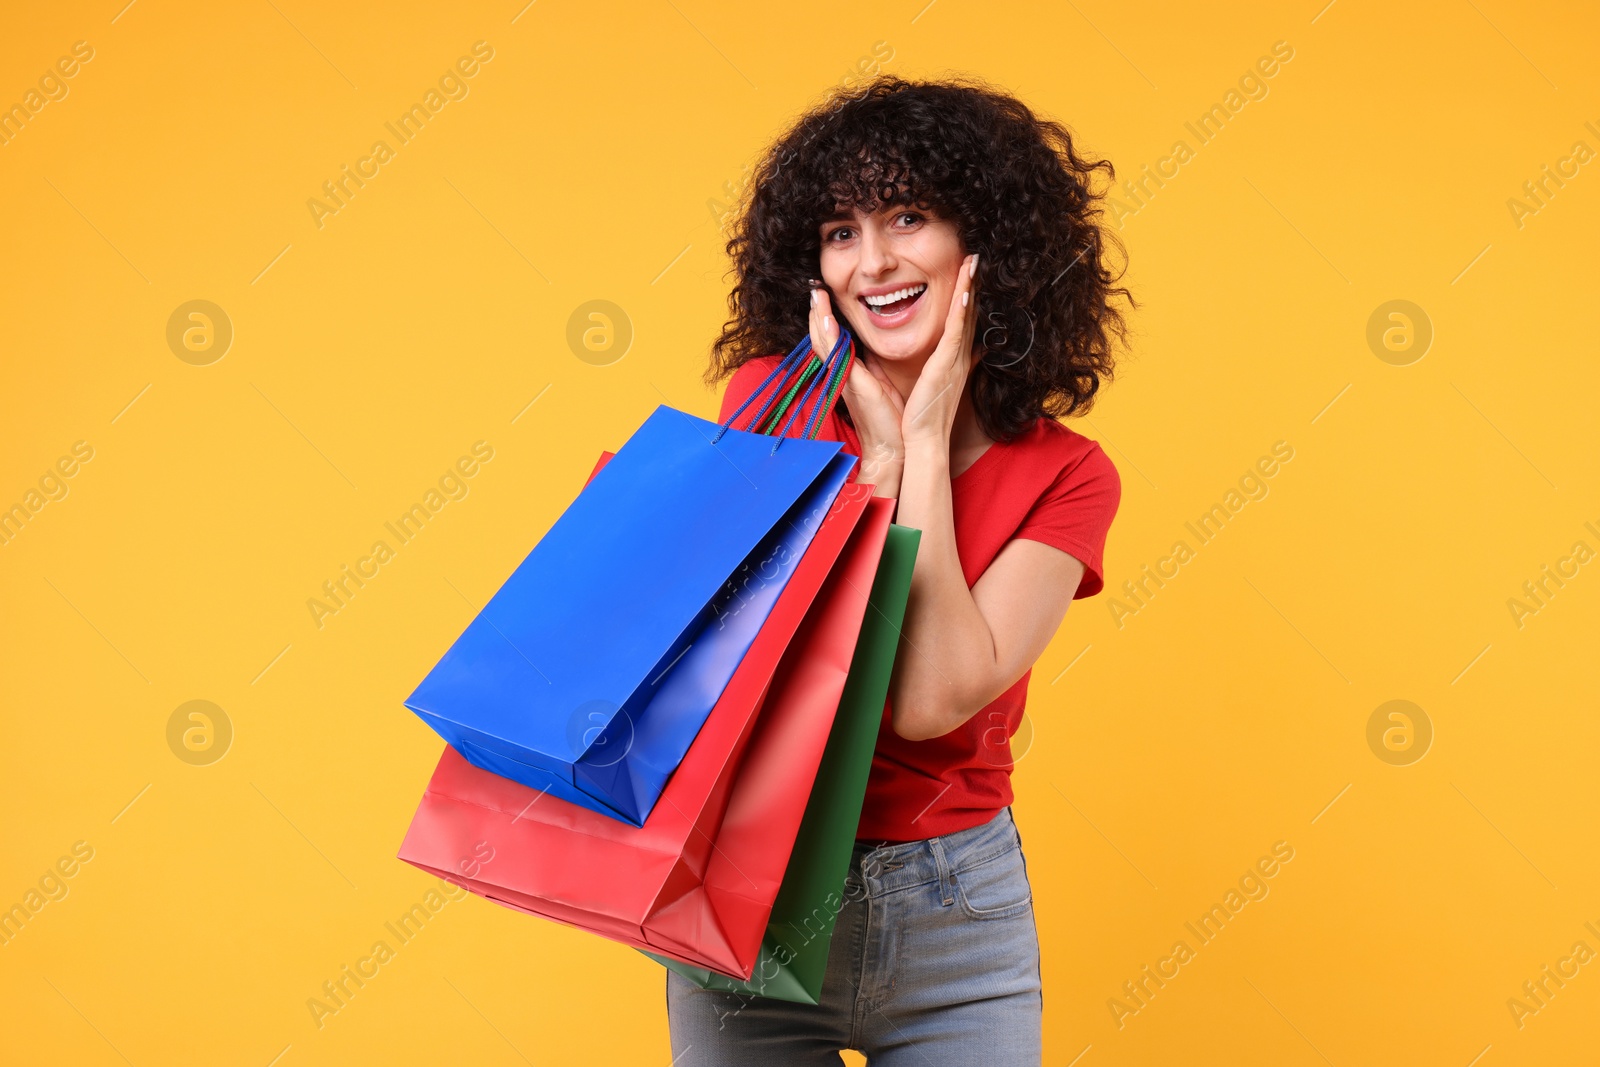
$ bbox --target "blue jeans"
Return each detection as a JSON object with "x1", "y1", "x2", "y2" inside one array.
[{"x1": 666, "y1": 807, "x2": 1042, "y2": 1065}]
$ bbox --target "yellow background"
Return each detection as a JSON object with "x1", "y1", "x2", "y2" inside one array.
[{"x1": 3, "y1": 0, "x2": 1597, "y2": 1063}]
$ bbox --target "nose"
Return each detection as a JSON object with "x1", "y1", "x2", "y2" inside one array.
[{"x1": 858, "y1": 220, "x2": 897, "y2": 279}]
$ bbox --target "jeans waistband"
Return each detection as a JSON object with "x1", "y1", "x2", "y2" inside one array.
[{"x1": 849, "y1": 808, "x2": 1020, "y2": 899}]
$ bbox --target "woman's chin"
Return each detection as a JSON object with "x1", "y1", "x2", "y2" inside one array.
[{"x1": 849, "y1": 323, "x2": 930, "y2": 363}]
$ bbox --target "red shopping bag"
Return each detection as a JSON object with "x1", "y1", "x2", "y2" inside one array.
[
  {"x1": 398, "y1": 481, "x2": 891, "y2": 975},
  {"x1": 641, "y1": 497, "x2": 894, "y2": 972}
]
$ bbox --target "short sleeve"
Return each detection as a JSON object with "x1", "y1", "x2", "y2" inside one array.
[{"x1": 1013, "y1": 442, "x2": 1121, "y2": 599}]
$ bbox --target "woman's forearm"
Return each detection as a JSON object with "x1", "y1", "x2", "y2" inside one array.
[{"x1": 885, "y1": 438, "x2": 1002, "y2": 740}]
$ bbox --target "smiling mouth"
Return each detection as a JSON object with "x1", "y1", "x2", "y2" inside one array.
[{"x1": 861, "y1": 283, "x2": 927, "y2": 318}]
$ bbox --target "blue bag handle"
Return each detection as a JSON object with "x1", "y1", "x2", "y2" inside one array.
[{"x1": 714, "y1": 325, "x2": 855, "y2": 453}]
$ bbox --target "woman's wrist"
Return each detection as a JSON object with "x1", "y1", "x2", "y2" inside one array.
[
  {"x1": 858, "y1": 454, "x2": 903, "y2": 499},
  {"x1": 893, "y1": 438, "x2": 949, "y2": 525},
  {"x1": 903, "y1": 435, "x2": 952, "y2": 476}
]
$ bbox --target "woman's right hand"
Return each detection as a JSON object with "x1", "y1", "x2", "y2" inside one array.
[{"x1": 810, "y1": 284, "x2": 906, "y2": 497}]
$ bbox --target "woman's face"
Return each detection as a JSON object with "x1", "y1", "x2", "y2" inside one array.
[{"x1": 817, "y1": 202, "x2": 966, "y2": 365}]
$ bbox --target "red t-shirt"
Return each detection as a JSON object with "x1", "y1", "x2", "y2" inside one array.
[{"x1": 717, "y1": 355, "x2": 1122, "y2": 841}]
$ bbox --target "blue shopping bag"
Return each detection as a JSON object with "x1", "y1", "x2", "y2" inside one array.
[
  {"x1": 405, "y1": 328, "x2": 861, "y2": 825},
  {"x1": 435, "y1": 448, "x2": 854, "y2": 824}
]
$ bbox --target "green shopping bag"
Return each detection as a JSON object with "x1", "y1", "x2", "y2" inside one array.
[{"x1": 649, "y1": 521, "x2": 920, "y2": 1003}]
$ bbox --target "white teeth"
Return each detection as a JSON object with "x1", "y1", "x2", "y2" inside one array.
[{"x1": 863, "y1": 284, "x2": 927, "y2": 308}]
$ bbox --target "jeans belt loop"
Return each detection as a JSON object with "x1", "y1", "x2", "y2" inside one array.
[{"x1": 929, "y1": 836, "x2": 956, "y2": 907}]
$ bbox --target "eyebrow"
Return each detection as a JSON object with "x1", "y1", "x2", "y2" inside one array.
[{"x1": 818, "y1": 198, "x2": 929, "y2": 229}]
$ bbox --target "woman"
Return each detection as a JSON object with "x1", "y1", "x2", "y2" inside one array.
[{"x1": 670, "y1": 75, "x2": 1130, "y2": 1066}]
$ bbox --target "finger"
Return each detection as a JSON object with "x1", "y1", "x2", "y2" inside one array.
[
  {"x1": 952, "y1": 254, "x2": 979, "y2": 375},
  {"x1": 842, "y1": 347, "x2": 885, "y2": 407},
  {"x1": 809, "y1": 286, "x2": 838, "y2": 361},
  {"x1": 959, "y1": 255, "x2": 981, "y2": 368},
  {"x1": 840, "y1": 351, "x2": 870, "y2": 400},
  {"x1": 951, "y1": 254, "x2": 976, "y2": 334},
  {"x1": 931, "y1": 253, "x2": 976, "y2": 373},
  {"x1": 862, "y1": 352, "x2": 906, "y2": 412}
]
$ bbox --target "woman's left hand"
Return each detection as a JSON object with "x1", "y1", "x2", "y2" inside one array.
[{"x1": 902, "y1": 253, "x2": 980, "y2": 449}]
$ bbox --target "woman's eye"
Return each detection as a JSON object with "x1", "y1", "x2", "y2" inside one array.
[
  {"x1": 827, "y1": 228, "x2": 854, "y2": 242},
  {"x1": 897, "y1": 212, "x2": 923, "y2": 226}
]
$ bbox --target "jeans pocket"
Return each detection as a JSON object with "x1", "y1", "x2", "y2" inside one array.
[{"x1": 953, "y1": 844, "x2": 1034, "y2": 920}]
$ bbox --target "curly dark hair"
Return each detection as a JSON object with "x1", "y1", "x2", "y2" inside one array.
[{"x1": 704, "y1": 74, "x2": 1133, "y2": 442}]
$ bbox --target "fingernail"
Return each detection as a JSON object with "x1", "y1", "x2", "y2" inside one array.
[
  {"x1": 811, "y1": 289, "x2": 818, "y2": 307},
  {"x1": 825, "y1": 316, "x2": 833, "y2": 330},
  {"x1": 969, "y1": 254, "x2": 979, "y2": 278},
  {"x1": 961, "y1": 292, "x2": 969, "y2": 307}
]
